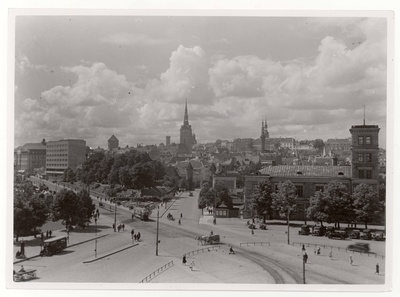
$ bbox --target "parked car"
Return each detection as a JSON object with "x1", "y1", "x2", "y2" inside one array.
[
  {"x1": 349, "y1": 230, "x2": 361, "y2": 239},
  {"x1": 347, "y1": 243, "x2": 370, "y2": 253},
  {"x1": 312, "y1": 226, "x2": 326, "y2": 236},
  {"x1": 360, "y1": 229, "x2": 373, "y2": 240},
  {"x1": 373, "y1": 231, "x2": 386, "y2": 241},
  {"x1": 325, "y1": 226, "x2": 335, "y2": 237},
  {"x1": 328, "y1": 230, "x2": 348, "y2": 240},
  {"x1": 259, "y1": 223, "x2": 267, "y2": 230},
  {"x1": 189, "y1": 192, "x2": 193, "y2": 197},
  {"x1": 99, "y1": 202, "x2": 104, "y2": 207},
  {"x1": 298, "y1": 225, "x2": 310, "y2": 235}
]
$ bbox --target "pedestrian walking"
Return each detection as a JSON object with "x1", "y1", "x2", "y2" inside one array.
[
  {"x1": 137, "y1": 232, "x2": 141, "y2": 241},
  {"x1": 229, "y1": 246, "x2": 235, "y2": 254},
  {"x1": 180, "y1": 213, "x2": 183, "y2": 218},
  {"x1": 132, "y1": 214, "x2": 134, "y2": 221},
  {"x1": 317, "y1": 246, "x2": 321, "y2": 255},
  {"x1": 189, "y1": 260, "x2": 195, "y2": 271},
  {"x1": 178, "y1": 219, "x2": 181, "y2": 225},
  {"x1": 134, "y1": 234, "x2": 137, "y2": 241},
  {"x1": 376, "y1": 263, "x2": 380, "y2": 275},
  {"x1": 49, "y1": 230, "x2": 52, "y2": 237},
  {"x1": 182, "y1": 255, "x2": 187, "y2": 265},
  {"x1": 122, "y1": 224, "x2": 125, "y2": 231},
  {"x1": 131, "y1": 229, "x2": 134, "y2": 239},
  {"x1": 46, "y1": 230, "x2": 49, "y2": 238},
  {"x1": 302, "y1": 244, "x2": 305, "y2": 251},
  {"x1": 251, "y1": 229, "x2": 254, "y2": 235},
  {"x1": 350, "y1": 255, "x2": 353, "y2": 265},
  {"x1": 329, "y1": 251, "x2": 332, "y2": 258}
]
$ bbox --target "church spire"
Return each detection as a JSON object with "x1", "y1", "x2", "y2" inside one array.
[{"x1": 184, "y1": 99, "x2": 189, "y2": 125}]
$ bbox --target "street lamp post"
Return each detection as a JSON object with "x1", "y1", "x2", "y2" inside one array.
[
  {"x1": 156, "y1": 208, "x2": 160, "y2": 256},
  {"x1": 94, "y1": 217, "x2": 97, "y2": 258},
  {"x1": 302, "y1": 253, "x2": 307, "y2": 284}
]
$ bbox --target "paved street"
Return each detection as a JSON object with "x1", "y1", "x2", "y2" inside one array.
[{"x1": 11, "y1": 178, "x2": 386, "y2": 287}]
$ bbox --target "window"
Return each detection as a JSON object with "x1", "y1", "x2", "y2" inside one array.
[
  {"x1": 358, "y1": 153, "x2": 364, "y2": 162},
  {"x1": 366, "y1": 170, "x2": 372, "y2": 179},
  {"x1": 315, "y1": 185, "x2": 324, "y2": 192},
  {"x1": 365, "y1": 136, "x2": 372, "y2": 145},
  {"x1": 358, "y1": 136, "x2": 364, "y2": 145},
  {"x1": 295, "y1": 185, "x2": 304, "y2": 197},
  {"x1": 365, "y1": 153, "x2": 372, "y2": 162},
  {"x1": 358, "y1": 170, "x2": 365, "y2": 179}
]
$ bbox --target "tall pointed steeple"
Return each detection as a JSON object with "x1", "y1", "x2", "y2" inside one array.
[
  {"x1": 264, "y1": 115, "x2": 270, "y2": 139},
  {"x1": 184, "y1": 99, "x2": 189, "y2": 125},
  {"x1": 260, "y1": 119, "x2": 266, "y2": 153}
]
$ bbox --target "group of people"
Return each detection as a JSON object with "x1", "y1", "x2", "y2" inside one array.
[
  {"x1": 130, "y1": 229, "x2": 141, "y2": 242},
  {"x1": 112, "y1": 223, "x2": 126, "y2": 232}
]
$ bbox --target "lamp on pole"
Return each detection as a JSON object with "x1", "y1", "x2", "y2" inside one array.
[
  {"x1": 156, "y1": 207, "x2": 160, "y2": 256},
  {"x1": 94, "y1": 217, "x2": 97, "y2": 258},
  {"x1": 302, "y1": 251, "x2": 307, "y2": 284}
]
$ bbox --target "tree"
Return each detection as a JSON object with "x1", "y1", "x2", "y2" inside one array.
[
  {"x1": 272, "y1": 180, "x2": 298, "y2": 244},
  {"x1": 353, "y1": 183, "x2": 381, "y2": 229},
  {"x1": 52, "y1": 189, "x2": 95, "y2": 229},
  {"x1": 307, "y1": 190, "x2": 329, "y2": 226},
  {"x1": 313, "y1": 139, "x2": 325, "y2": 154},
  {"x1": 63, "y1": 167, "x2": 76, "y2": 183},
  {"x1": 14, "y1": 183, "x2": 48, "y2": 240},
  {"x1": 323, "y1": 181, "x2": 354, "y2": 228},
  {"x1": 214, "y1": 181, "x2": 233, "y2": 209},
  {"x1": 249, "y1": 179, "x2": 274, "y2": 222}
]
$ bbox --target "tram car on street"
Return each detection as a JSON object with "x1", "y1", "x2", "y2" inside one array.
[
  {"x1": 40, "y1": 236, "x2": 68, "y2": 256},
  {"x1": 134, "y1": 207, "x2": 151, "y2": 221}
]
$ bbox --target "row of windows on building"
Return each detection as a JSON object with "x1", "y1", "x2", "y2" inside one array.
[
  {"x1": 47, "y1": 153, "x2": 68, "y2": 157},
  {"x1": 358, "y1": 153, "x2": 373, "y2": 162},
  {"x1": 47, "y1": 149, "x2": 68, "y2": 153},
  {"x1": 358, "y1": 169, "x2": 373, "y2": 179},
  {"x1": 47, "y1": 163, "x2": 68, "y2": 167},
  {"x1": 358, "y1": 136, "x2": 373, "y2": 145},
  {"x1": 47, "y1": 158, "x2": 68, "y2": 162}
]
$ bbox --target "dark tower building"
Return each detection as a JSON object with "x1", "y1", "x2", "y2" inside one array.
[
  {"x1": 264, "y1": 116, "x2": 270, "y2": 139},
  {"x1": 178, "y1": 100, "x2": 193, "y2": 154},
  {"x1": 108, "y1": 135, "x2": 119, "y2": 150},
  {"x1": 349, "y1": 124, "x2": 380, "y2": 182}
]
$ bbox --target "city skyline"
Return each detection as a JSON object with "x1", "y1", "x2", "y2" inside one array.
[{"x1": 14, "y1": 15, "x2": 387, "y2": 149}]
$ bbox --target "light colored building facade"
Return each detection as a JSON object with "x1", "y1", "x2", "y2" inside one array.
[{"x1": 46, "y1": 139, "x2": 86, "y2": 177}]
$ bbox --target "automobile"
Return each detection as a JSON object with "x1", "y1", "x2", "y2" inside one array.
[
  {"x1": 360, "y1": 229, "x2": 373, "y2": 240},
  {"x1": 328, "y1": 230, "x2": 348, "y2": 240},
  {"x1": 99, "y1": 202, "x2": 104, "y2": 207},
  {"x1": 347, "y1": 243, "x2": 370, "y2": 253},
  {"x1": 298, "y1": 225, "x2": 310, "y2": 235},
  {"x1": 312, "y1": 226, "x2": 326, "y2": 236},
  {"x1": 349, "y1": 230, "x2": 361, "y2": 239},
  {"x1": 189, "y1": 192, "x2": 193, "y2": 197},
  {"x1": 325, "y1": 226, "x2": 335, "y2": 237},
  {"x1": 373, "y1": 231, "x2": 386, "y2": 241}
]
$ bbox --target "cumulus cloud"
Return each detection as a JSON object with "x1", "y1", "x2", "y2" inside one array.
[{"x1": 15, "y1": 18, "x2": 387, "y2": 148}]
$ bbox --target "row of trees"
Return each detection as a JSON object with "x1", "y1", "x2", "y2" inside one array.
[
  {"x1": 14, "y1": 180, "x2": 95, "y2": 240},
  {"x1": 76, "y1": 150, "x2": 167, "y2": 189},
  {"x1": 198, "y1": 181, "x2": 233, "y2": 210},
  {"x1": 249, "y1": 180, "x2": 385, "y2": 230}
]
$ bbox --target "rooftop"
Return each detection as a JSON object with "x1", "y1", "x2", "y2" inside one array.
[{"x1": 258, "y1": 165, "x2": 351, "y2": 178}]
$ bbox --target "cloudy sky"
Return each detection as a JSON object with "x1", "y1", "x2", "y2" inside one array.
[{"x1": 14, "y1": 15, "x2": 387, "y2": 149}]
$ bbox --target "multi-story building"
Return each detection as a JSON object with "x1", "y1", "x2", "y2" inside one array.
[
  {"x1": 46, "y1": 139, "x2": 87, "y2": 178},
  {"x1": 243, "y1": 123, "x2": 381, "y2": 220},
  {"x1": 233, "y1": 138, "x2": 253, "y2": 152},
  {"x1": 14, "y1": 140, "x2": 47, "y2": 174}
]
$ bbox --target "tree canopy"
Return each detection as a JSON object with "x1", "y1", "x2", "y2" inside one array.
[
  {"x1": 353, "y1": 183, "x2": 381, "y2": 229},
  {"x1": 248, "y1": 179, "x2": 274, "y2": 222}
]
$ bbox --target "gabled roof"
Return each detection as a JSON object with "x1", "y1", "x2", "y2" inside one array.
[
  {"x1": 108, "y1": 135, "x2": 118, "y2": 141},
  {"x1": 259, "y1": 165, "x2": 351, "y2": 178}
]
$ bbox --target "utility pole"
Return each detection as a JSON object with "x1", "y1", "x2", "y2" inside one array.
[
  {"x1": 114, "y1": 201, "x2": 117, "y2": 232},
  {"x1": 94, "y1": 217, "x2": 97, "y2": 258},
  {"x1": 302, "y1": 253, "x2": 307, "y2": 284},
  {"x1": 156, "y1": 208, "x2": 160, "y2": 256}
]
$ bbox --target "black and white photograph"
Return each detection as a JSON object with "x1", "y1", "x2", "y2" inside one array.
[{"x1": 5, "y1": 2, "x2": 397, "y2": 296}]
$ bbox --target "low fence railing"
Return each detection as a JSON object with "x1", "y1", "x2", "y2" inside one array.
[
  {"x1": 240, "y1": 242, "x2": 270, "y2": 247},
  {"x1": 184, "y1": 245, "x2": 220, "y2": 257},
  {"x1": 139, "y1": 261, "x2": 174, "y2": 283},
  {"x1": 292, "y1": 242, "x2": 385, "y2": 259}
]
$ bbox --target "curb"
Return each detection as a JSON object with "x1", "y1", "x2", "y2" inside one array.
[
  {"x1": 82, "y1": 243, "x2": 139, "y2": 263},
  {"x1": 13, "y1": 234, "x2": 109, "y2": 265}
]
